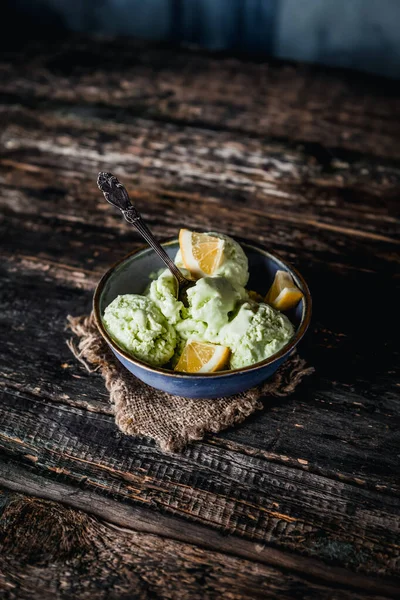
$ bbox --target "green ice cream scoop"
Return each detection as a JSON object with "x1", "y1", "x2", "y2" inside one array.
[
  {"x1": 103, "y1": 294, "x2": 176, "y2": 367},
  {"x1": 186, "y1": 276, "x2": 247, "y2": 336},
  {"x1": 147, "y1": 268, "x2": 185, "y2": 325},
  {"x1": 219, "y1": 301, "x2": 294, "y2": 369}
]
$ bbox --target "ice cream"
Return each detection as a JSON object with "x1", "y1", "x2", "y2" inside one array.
[
  {"x1": 103, "y1": 295, "x2": 176, "y2": 367},
  {"x1": 147, "y1": 268, "x2": 185, "y2": 325},
  {"x1": 102, "y1": 230, "x2": 297, "y2": 372},
  {"x1": 172, "y1": 276, "x2": 247, "y2": 364},
  {"x1": 219, "y1": 301, "x2": 294, "y2": 369},
  {"x1": 175, "y1": 232, "x2": 249, "y2": 288},
  {"x1": 186, "y1": 276, "x2": 247, "y2": 336}
]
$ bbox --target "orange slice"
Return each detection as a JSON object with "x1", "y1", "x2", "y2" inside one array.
[
  {"x1": 179, "y1": 229, "x2": 224, "y2": 279},
  {"x1": 174, "y1": 340, "x2": 230, "y2": 373},
  {"x1": 265, "y1": 270, "x2": 303, "y2": 311}
]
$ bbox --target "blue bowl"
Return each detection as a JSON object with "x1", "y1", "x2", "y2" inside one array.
[{"x1": 93, "y1": 240, "x2": 311, "y2": 399}]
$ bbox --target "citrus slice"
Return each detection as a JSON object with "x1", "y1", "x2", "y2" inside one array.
[
  {"x1": 174, "y1": 340, "x2": 230, "y2": 373},
  {"x1": 265, "y1": 270, "x2": 303, "y2": 311},
  {"x1": 179, "y1": 229, "x2": 224, "y2": 279}
]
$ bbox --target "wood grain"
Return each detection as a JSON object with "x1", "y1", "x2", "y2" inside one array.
[
  {"x1": 1, "y1": 37, "x2": 400, "y2": 159},
  {"x1": 0, "y1": 259, "x2": 399, "y2": 492},
  {"x1": 0, "y1": 37, "x2": 400, "y2": 597},
  {"x1": 1, "y1": 105, "x2": 399, "y2": 239},
  {"x1": 1, "y1": 386, "x2": 399, "y2": 580},
  {"x1": 2, "y1": 488, "x2": 397, "y2": 600}
]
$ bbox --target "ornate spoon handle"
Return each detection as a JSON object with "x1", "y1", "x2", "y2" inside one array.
[{"x1": 97, "y1": 172, "x2": 189, "y2": 288}]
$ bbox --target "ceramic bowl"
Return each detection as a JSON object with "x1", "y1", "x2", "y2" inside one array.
[{"x1": 93, "y1": 240, "x2": 311, "y2": 398}]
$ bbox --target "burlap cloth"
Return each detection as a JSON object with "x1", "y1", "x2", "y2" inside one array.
[{"x1": 67, "y1": 314, "x2": 313, "y2": 452}]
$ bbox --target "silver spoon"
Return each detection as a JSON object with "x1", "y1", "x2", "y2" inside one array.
[{"x1": 97, "y1": 172, "x2": 194, "y2": 304}]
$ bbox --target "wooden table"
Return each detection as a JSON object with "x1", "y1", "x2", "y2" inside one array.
[{"x1": 0, "y1": 36, "x2": 399, "y2": 599}]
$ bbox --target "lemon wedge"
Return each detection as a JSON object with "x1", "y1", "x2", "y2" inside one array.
[
  {"x1": 265, "y1": 270, "x2": 303, "y2": 311},
  {"x1": 179, "y1": 229, "x2": 224, "y2": 279},
  {"x1": 174, "y1": 340, "x2": 230, "y2": 373}
]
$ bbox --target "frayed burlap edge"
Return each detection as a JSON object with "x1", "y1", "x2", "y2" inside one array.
[{"x1": 66, "y1": 313, "x2": 314, "y2": 452}]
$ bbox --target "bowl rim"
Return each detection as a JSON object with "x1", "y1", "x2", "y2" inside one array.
[{"x1": 93, "y1": 238, "x2": 312, "y2": 379}]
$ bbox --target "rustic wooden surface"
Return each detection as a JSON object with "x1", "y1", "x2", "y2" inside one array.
[{"x1": 0, "y1": 36, "x2": 399, "y2": 599}]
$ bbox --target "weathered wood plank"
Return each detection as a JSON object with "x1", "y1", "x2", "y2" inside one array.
[
  {"x1": 1, "y1": 161, "x2": 399, "y2": 488},
  {"x1": 1, "y1": 488, "x2": 398, "y2": 599},
  {"x1": 0, "y1": 106, "x2": 399, "y2": 241},
  {"x1": 1, "y1": 38, "x2": 400, "y2": 593},
  {"x1": 1, "y1": 387, "x2": 399, "y2": 579},
  {"x1": 2, "y1": 192, "x2": 399, "y2": 287},
  {"x1": 0, "y1": 257, "x2": 399, "y2": 491},
  {"x1": 0, "y1": 262, "x2": 109, "y2": 410},
  {"x1": 1, "y1": 37, "x2": 400, "y2": 159}
]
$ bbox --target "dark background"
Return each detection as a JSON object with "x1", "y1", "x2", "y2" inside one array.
[{"x1": 3, "y1": 0, "x2": 400, "y2": 78}]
